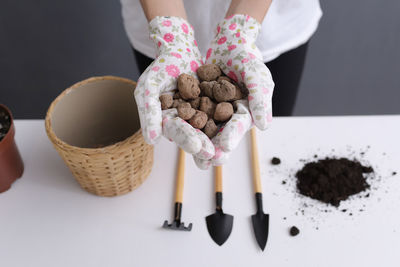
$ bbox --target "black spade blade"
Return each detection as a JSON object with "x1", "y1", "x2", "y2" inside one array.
[
  {"x1": 206, "y1": 209, "x2": 233, "y2": 246},
  {"x1": 251, "y1": 212, "x2": 269, "y2": 251}
]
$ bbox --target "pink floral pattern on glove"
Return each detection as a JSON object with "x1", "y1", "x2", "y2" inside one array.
[
  {"x1": 206, "y1": 14, "x2": 274, "y2": 130},
  {"x1": 192, "y1": 14, "x2": 275, "y2": 169},
  {"x1": 165, "y1": 64, "x2": 180, "y2": 77},
  {"x1": 134, "y1": 16, "x2": 214, "y2": 160}
]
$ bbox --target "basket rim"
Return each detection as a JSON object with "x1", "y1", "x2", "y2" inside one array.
[{"x1": 45, "y1": 75, "x2": 141, "y2": 153}]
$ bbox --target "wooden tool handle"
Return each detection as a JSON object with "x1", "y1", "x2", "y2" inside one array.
[
  {"x1": 250, "y1": 127, "x2": 262, "y2": 193},
  {"x1": 175, "y1": 148, "x2": 185, "y2": 203},
  {"x1": 215, "y1": 165, "x2": 223, "y2": 193}
]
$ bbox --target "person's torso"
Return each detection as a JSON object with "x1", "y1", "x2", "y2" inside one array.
[{"x1": 120, "y1": 0, "x2": 322, "y2": 62}]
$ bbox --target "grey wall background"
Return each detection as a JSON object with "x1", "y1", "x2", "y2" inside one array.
[
  {"x1": 1, "y1": 0, "x2": 399, "y2": 119},
  {"x1": 296, "y1": 1, "x2": 400, "y2": 115}
]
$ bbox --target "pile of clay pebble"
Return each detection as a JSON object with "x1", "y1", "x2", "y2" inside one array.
[{"x1": 159, "y1": 64, "x2": 248, "y2": 139}]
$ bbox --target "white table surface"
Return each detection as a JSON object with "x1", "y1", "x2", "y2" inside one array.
[{"x1": 1, "y1": 117, "x2": 400, "y2": 267}]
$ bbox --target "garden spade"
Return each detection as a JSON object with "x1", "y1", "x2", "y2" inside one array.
[
  {"x1": 206, "y1": 166, "x2": 233, "y2": 246},
  {"x1": 250, "y1": 127, "x2": 269, "y2": 251},
  {"x1": 163, "y1": 149, "x2": 192, "y2": 231}
]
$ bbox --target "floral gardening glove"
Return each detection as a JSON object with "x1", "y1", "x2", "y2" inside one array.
[
  {"x1": 135, "y1": 16, "x2": 214, "y2": 160},
  {"x1": 193, "y1": 14, "x2": 274, "y2": 169}
]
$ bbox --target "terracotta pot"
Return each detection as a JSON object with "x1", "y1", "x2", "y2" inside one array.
[{"x1": 0, "y1": 104, "x2": 24, "y2": 193}]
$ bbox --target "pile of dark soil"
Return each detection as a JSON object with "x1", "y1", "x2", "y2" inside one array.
[
  {"x1": 0, "y1": 107, "x2": 11, "y2": 142},
  {"x1": 296, "y1": 158, "x2": 373, "y2": 207}
]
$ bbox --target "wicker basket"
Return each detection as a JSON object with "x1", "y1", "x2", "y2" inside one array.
[{"x1": 45, "y1": 76, "x2": 153, "y2": 197}]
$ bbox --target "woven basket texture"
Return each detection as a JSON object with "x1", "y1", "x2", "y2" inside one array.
[{"x1": 45, "y1": 76, "x2": 153, "y2": 197}]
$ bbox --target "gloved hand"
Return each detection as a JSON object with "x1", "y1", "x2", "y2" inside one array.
[
  {"x1": 193, "y1": 14, "x2": 274, "y2": 169},
  {"x1": 135, "y1": 16, "x2": 214, "y2": 160}
]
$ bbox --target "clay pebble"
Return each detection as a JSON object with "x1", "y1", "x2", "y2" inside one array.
[
  {"x1": 177, "y1": 102, "x2": 196, "y2": 120},
  {"x1": 189, "y1": 110, "x2": 208, "y2": 129},
  {"x1": 172, "y1": 99, "x2": 186, "y2": 109},
  {"x1": 177, "y1": 73, "x2": 201, "y2": 100},
  {"x1": 197, "y1": 64, "x2": 222, "y2": 81},
  {"x1": 199, "y1": 96, "x2": 216, "y2": 118},
  {"x1": 159, "y1": 94, "x2": 173, "y2": 110},
  {"x1": 213, "y1": 80, "x2": 236, "y2": 102},
  {"x1": 190, "y1": 98, "x2": 201, "y2": 109},
  {"x1": 203, "y1": 119, "x2": 219, "y2": 139},
  {"x1": 214, "y1": 102, "x2": 233, "y2": 122},
  {"x1": 200, "y1": 81, "x2": 216, "y2": 99},
  {"x1": 233, "y1": 85, "x2": 244, "y2": 101},
  {"x1": 217, "y1": 76, "x2": 232, "y2": 83}
]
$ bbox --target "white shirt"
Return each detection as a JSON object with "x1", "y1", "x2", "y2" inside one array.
[{"x1": 120, "y1": 0, "x2": 322, "y2": 63}]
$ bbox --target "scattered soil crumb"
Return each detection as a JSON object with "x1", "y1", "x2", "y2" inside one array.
[
  {"x1": 290, "y1": 226, "x2": 300, "y2": 236},
  {"x1": 271, "y1": 157, "x2": 281, "y2": 165}
]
